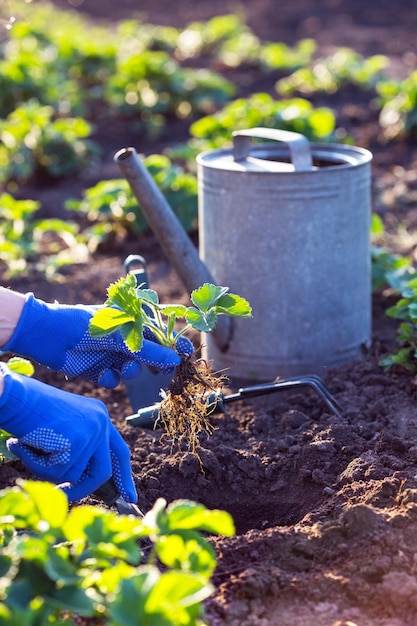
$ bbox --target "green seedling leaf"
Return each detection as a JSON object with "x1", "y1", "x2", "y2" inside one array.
[
  {"x1": 106, "y1": 273, "x2": 140, "y2": 315},
  {"x1": 0, "y1": 428, "x2": 15, "y2": 461},
  {"x1": 89, "y1": 275, "x2": 251, "y2": 354},
  {"x1": 21, "y1": 481, "x2": 69, "y2": 529},
  {"x1": 110, "y1": 568, "x2": 161, "y2": 626},
  {"x1": 156, "y1": 533, "x2": 217, "y2": 575},
  {"x1": 159, "y1": 304, "x2": 188, "y2": 319},
  {"x1": 165, "y1": 500, "x2": 235, "y2": 536},
  {"x1": 46, "y1": 585, "x2": 96, "y2": 616},
  {"x1": 64, "y1": 506, "x2": 143, "y2": 563},
  {"x1": 216, "y1": 293, "x2": 252, "y2": 317},
  {"x1": 0, "y1": 480, "x2": 68, "y2": 530},
  {"x1": 191, "y1": 283, "x2": 229, "y2": 312},
  {"x1": 136, "y1": 287, "x2": 160, "y2": 306},
  {"x1": 89, "y1": 307, "x2": 135, "y2": 335},
  {"x1": 186, "y1": 307, "x2": 218, "y2": 332},
  {"x1": 380, "y1": 348, "x2": 414, "y2": 372},
  {"x1": 95, "y1": 561, "x2": 137, "y2": 594},
  {"x1": 6, "y1": 357, "x2": 34, "y2": 377},
  {"x1": 146, "y1": 571, "x2": 214, "y2": 615},
  {"x1": 120, "y1": 319, "x2": 144, "y2": 353}
]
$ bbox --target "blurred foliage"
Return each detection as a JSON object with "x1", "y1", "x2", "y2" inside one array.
[
  {"x1": 377, "y1": 70, "x2": 417, "y2": 139},
  {"x1": 0, "y1": 192, "x2": 89, "y2": 278},
  {"x1": 66, "y1": 154, "x2": 198, "y2": 243},
  {"x1": 0, "y1": 99, "x2": 98, "y2": 183},
  {"x1": 1, "y1": 0, "x2": 416, "y2": 285},
  {"x1": 277, "y1": 48, "x2": 388, "y2": 96}
]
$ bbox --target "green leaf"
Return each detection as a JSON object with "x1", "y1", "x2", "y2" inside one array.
[
  {"x1": 136, "y1": 287, "x2": 160, "y2": 306},
  {"x1": 155, "y1": 534, "x2": 217, "y2": 575},
  {"x1": 106, "y1": 274, "x2": 140, "y2": 314},
  {"x1": 408, "y1": 302, "x2": 417, "y2": 323},
  {"x1": 0, "y1": 489, "x2": 35, "y2": 529},
  {"x1": 64, "y1": 505, "x2": 143, "y2": 563},
  {"x1": 6, "y1": 357, "x2": 34, "y2": 377},
  {"x1": 94, "y1": 561, "x2": 137, "y2": 594},
  {"x1": 185, "y1": 307, "x2": 218, "y2": 332},
  {"x1": 46, "y1": 585, "x2": 96, "y2": 616},
  {"x1": 191, "y1": 283, "x2": 229, "y2": 312},
  {"x1": 216, "y1": 293, "x2": 252, "y2": 317},
  {"x1": 89, "y1": 307, "x2": 135, "y2": 335},
  {"x1": 0, "y1": 481, "x2": 68, "y2": 530},
  {"x1": 44, "y1": 546, "x2": 80, "y2": 584},
  {"x1": 121, "y1": 319, "x2": 144, "y2": 352},
  {"x1": 165, "y1": 500, "x2": 235, "y2": 536},
  {"x1": 379, "y1": 348, "x2": 414, "y2": 372},
  {"x1": 386, "y1": 299, "x2": 411, "y2": 320},
  {"x1": 159, "y1": 304, "x2": 188, "y2": 318},
  {"x1": 21, "y1": 481, "x2": 69, "y2": 529},
  {"x1": 146, "y1": 571, "x2": 213, "y2": 615},
  {"x1": 110, "y1": 568, "x2": 161, "y2": 626},
  {"x1": 0, "y1": 553, "x2": 14, "y2": 578}
]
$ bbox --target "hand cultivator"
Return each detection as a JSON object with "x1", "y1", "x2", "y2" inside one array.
[
  {"x1": 125, "y1": 373, "x2": 343, "y2": 430},
  {"x1": 95, "y1": 477, "x2": 145, "y2": 517}
]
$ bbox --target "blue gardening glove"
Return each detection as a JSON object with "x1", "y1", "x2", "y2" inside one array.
[
  {"x1": 0, "y1": 363, "x2": 137, "y2": 502},
  {"x1": 2, "y1": 293, "x2": 193, "y2": 389}
]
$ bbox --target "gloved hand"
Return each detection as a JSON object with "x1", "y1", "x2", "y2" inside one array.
[
  {"x1": 2, "y1": 293, "x2": 194, "y2": 389},
  {"x1": 0, "y1": 363, "x2": 137, "y2": 502}
]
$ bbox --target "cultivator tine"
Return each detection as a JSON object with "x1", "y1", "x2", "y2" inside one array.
[
  {"x1": 279, "y1": 375, "x2": 344, "y2": 418},
  {"x1": 228, "y1": 374, "x2": 343, "y2": 418}
]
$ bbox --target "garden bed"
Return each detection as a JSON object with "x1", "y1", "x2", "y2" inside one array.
[{"x1": 3, "y1": 0, "x2": 417, "y2": 624}]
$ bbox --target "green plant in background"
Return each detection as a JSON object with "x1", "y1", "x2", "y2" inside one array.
[
  {"x1": 377, "y1": 69, "x2": 417, "y2": 139},
  {"x1": 379, "y1": 277, "x2": 417, "y2": 373},
  {"x1": 169, "y1": 94, "x2": 337, "y2": 167},
  {"x1": 0, "y1": 100, "x2": 98, "y2": 183},
  {"x1": 276, "y1": 47, "x2": 388, "y2": 96},
  {"x1": 66, "y1": 154, "x2": 199, "y2": 242},
  {"x1": 1, "y1": 2, "x2": 119, "y2": 117},
  {"x1": 171, "y1": 13, "x2": 316, "y2": 70},
  {"x1": 370, "y1": 213, "x2": 414, "y2": 291},
  {"x1": 104, "y1": 49, "x2": 235, "y2": 132},
  {"x1": 0, "y1": 192, "x2": 89, "y2": 278},
  {"x1": 0, "y1": 479, "x2": 234, "y2": 625},
  {"x1": 370, "y1": 214, "x2": 417, "y2": 373}
]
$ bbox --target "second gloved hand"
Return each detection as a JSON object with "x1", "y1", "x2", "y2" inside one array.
[
  {"x1": 0, "y1": 363, "x2": 137, "y2": 502},
  {"x1": 2, "y1": 293, "x2": 194, "y2": 388}
]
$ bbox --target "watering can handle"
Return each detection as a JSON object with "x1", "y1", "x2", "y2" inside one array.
[{"x1": 232, "y1": 128, "x2": 313, "y2": 171}]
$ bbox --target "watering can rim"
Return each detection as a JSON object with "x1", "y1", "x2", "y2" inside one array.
[{"x1": 196, "y1": 141, "x2": 373, "y2": 173}]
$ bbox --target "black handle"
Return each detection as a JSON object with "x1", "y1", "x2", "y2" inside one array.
[{"x1": 94, "y1": 478, "x2": 120, "y2": 507}]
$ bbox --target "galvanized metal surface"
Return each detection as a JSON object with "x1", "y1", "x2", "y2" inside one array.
[{"x1": 197, "y1": 128, "x2": 373, "y2": 380}]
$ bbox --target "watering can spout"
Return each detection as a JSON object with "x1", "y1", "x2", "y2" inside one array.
[{"x1": 114, "y1": 146, "x2": 232, "y2": 352}]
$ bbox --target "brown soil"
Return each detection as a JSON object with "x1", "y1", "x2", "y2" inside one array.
[{"x1": 3, "y1": 1, "x2": 417, "y2": 624}]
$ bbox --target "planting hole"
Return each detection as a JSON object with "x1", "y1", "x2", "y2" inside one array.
[{"x1": 141, "y1": 395, "x2": 339, "y2": 536}]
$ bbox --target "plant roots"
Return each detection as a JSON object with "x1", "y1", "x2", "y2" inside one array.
[{"x1": 158, "y1": 354, "x2": 226, "y2": 455}]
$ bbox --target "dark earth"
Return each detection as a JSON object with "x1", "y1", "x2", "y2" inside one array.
[{"x1": 3, "y1": 1, "x2": 417, "y2": 624}]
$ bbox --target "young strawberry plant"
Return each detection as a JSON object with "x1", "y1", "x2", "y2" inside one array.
[
  {"x1": 0, "y1": 479, "x2": 234, "y2": 625},
  {"x1": 89, "y1": 275, "x2": 252, "y2": 451}
]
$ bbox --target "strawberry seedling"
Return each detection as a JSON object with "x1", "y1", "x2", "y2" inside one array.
[{"x1": 89, "y1": 275, "x2": 251, "y2": 451}]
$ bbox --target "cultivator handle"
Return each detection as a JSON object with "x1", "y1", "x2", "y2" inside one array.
[{"x1": 94, "y1": 478, "x2": 145, "y2": 517}]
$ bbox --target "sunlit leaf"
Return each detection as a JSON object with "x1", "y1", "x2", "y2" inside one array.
[{"x1": 191, "y1": 283, "x2": 229, "y2": 312}]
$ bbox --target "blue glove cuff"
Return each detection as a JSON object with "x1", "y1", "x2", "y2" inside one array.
[{"x1": 2, "y1": 294, "x2": 86, "y2": 371}]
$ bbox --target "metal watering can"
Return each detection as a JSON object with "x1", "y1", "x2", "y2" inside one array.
[{"x1": 115, "y1": 127, "x2": 372, "y2": 381}]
